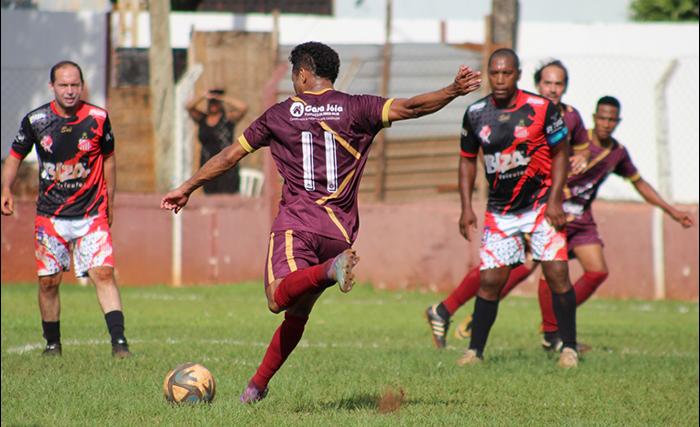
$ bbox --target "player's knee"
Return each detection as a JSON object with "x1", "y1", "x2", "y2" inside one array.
[
  {"x1": 89, "y1": 267, "x2": 115, "y2": 285},
  {"x1": 267, "y1": 298, "x2": 283, "y2": 314},
  {"x1": 38, "y1": 276, "x2": 61, "y2": 292}
]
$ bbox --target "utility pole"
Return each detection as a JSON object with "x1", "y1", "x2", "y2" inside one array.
[
  {"x1": 148, "y1": 0, "x2": 175, "y2": 192},
  {"x1": 374, "y1": 0, "x2": 392, "y2": 201}
]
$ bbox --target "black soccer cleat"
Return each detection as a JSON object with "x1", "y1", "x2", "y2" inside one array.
[
  {"x1": 542, "y1": 333, "x2": 591, "y2": 354},
  {"x1": 425, "y1": 304, "x2": 450, "y2": 349},
  {"x1": 42, "y1": 342, "x2": 62, "y2": 356},
  {"x1": 112, "y1": 338, "x2": 132, "y2": 359}
]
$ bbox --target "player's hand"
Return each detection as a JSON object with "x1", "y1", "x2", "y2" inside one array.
[
  {"x1": 545, "y1": 201, "x2": 567, "y2": 230},
  {"x1": 453, "y1": 66, "x2": 482, "y2": 96},
  {"x1": 672, "y1": 209, "x2": 695, "y2": 228},
  {"x1": 459, "y1": 208, "x2": 478, "y2": 241},
  {"x1": 161, "y1": 188, "x2": 190, "y2": 214},
  {"x1": 1, "y1": 189, "x2": 14, "y2": 216},
  {"x1": 569, "y1": 153, "x2": 588, "y2": 175}
]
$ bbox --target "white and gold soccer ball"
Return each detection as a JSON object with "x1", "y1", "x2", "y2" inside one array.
[{"x1": 163, "y1": 362, "x2": 216, "y2": 404}]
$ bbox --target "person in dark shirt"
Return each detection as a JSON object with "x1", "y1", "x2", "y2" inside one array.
[
  {"x1": 186, "y1": 88, "x2": 248, "y2": 194},
  {"x1": 162, "y1": 41, "x2": 481, "y2": 403},
  {"x1": 1, "y1": 61, "x2": 131, "y2": 358}
]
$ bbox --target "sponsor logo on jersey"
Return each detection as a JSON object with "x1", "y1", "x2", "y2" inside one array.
[
  {"x1": 514, "y1": 125, "x2": 529, "y2": 139},
  {"x1": 40, "y1": 135, "x2": 53, "y2": 153},
  {"x1": 61, "y1": 126, "x2": 72, "y2": 133},
  {"x1": 40, "y1": 161, "x2": 91, "y2": 182},
  {"x1": 546, "y1": 116, "x2": 565, "y2": 134},
  {"x1": 469, "y1": 101, "x2": 486, "y2": 112},
  {"x1": 461, "y1": 127, "x2": 469, "y2": 137},
  {"x1": 290, "y1": 102, "x2": 305, "y2": 117},
  {"x1": 484, "y1": 151, "x2": 531, "y2": 174},
  {"x1": 498, "y1": 113, "x2": 510, "y2": 122},
  {"x1": 290, "y1": 102, "x2": 344, "y2": 119},
  {"x1": 29, "y1": 112, "x2": 47, "y2": 124},
  {"x1": 479, "y1": 125, "x2": 491, "y2": 144},
  {"x1": 526, "y1": 96, "x2": 545, "y2": 106},
  {"x1": 78, "y1": 132, "x2": 92, "y2": 151},
  {"x1": 88, "y1": 108, "x2": 107, "y2": 119}
]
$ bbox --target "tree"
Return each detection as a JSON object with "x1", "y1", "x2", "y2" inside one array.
[{"x1": 630, "y1": 0, "x2": 699, "y2": 21}]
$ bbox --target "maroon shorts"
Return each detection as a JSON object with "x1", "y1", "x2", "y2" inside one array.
[
  {"x1": 264, "y1": 229, "x2": 351, "y2": 286},
  {"x1": 566, "y1": 210, "x2": 604, "y2": 255}
]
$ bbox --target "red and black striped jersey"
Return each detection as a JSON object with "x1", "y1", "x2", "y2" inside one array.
[
  {"x1": 10, "y1": 101, "x2": 114, "y2": 219},
  {"x1": 460, "y1": 90, "x2": 568, "y2": 214}
]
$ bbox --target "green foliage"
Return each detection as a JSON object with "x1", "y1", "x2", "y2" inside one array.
[
  {"x1": 631, "y1": 0, "x2": 699, "y2": 21},
  {"x1": 2, "y1": 283, "x2": 698, "y2": 425}
]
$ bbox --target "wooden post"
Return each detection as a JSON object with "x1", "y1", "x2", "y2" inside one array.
[
  {"x1": 374, "y1": 0, "x2": 392, "y2": 201},
  {"x1": 491, "y1": 0, "x2": 519, "y2": 50},
  {"x1": 148, "y1": 0, "x2": 175, "y2": 192}
]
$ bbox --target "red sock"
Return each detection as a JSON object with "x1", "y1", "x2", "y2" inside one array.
[
  {"x1": 574, "y1": 271, "x2": 608, "y2": 305},
  {"x1": 538, "y1": 278, "x2": 558, "y2": 333},
  {"x1": 274, "y1": 261, "x2": 333, "y2": 309},
  {"x1": 499, "y1": 264, "x2": 533, "y2": 298},
  {"x1": 251, "y1": 313, "x2": 308, "y2": 390},
  {"x1": 442, "y1": 266, "x2": 481, "y2": 315}
]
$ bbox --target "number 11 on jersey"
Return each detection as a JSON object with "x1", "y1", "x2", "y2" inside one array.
[{"x1": 301, "y1": 131, "x2": 338, "y2": 193}]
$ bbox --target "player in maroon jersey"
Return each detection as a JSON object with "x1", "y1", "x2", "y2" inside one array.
[
  {"x1": 426, "y1": 59, "x2": 591, "y2": 350},
  {"x1": 453, "y1": 48, "x2": 580, "y2": 368},
  {"x1": 161, "y1": 41, "x2": 482, "y2": 402},
  {"x1": 1, "y1": 61, "x2": 131, "y2": 358}
]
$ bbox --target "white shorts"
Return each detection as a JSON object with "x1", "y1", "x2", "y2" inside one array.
[
  {"x1": 34, "y1": 215, "x2": 114, "y2": 278},
  {"x1": 479, "y1": 204, "x2": 568, "y2": 270}
]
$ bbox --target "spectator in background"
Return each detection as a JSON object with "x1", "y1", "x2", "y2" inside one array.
[{"x1": 186, "y1": 88, "x2": 249, "y2": 194}]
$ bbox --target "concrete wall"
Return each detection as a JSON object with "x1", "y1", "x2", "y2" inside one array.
[{"x1": 2, "y1": 196, "x2": 697, "y2": 301}]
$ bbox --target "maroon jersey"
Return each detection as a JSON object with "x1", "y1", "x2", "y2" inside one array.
[
  {"x1": 238, "y1": 88, "x2": 393, "y2": 243},
  {"x1": 561, "y1": 103, "x2": 589, "y2": 147},
  {"x1": 563, "y1": 131, "x2": 640, "y2": 218},
  {"x1": 10, "y1": 101, "x2": 114, "y2": 219},
  {"x1": 461, "y1": 90, "x2": 568, "y2": 214}
]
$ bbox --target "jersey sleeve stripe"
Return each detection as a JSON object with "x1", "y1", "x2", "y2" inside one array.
[
  {"x1": 284, "y1": 230, "x2": 298, "y2": 272},
  {"x1": 316, "y1": 169, "x2": 356, "y2": 205},
  {"x1": 460, "y1": 150, "x2": 477, "y2": 158},
  {"x1": 9, "y1": 148, "x2": 25, "y2": 160},
  {"x1": 572, "y1": 142, "x2": 590, "y2": 151},
  {"x1": 323, "y1": 206, "x2": 351, "y2": 243},
  {"x1": 238, "y1": 135, "x2": 256, "y2": 153},
  {"x1": 320, "y1": 121, "x2": 360, "y2": 159},
  {"x1": 382, "y1": 98, "x2": 395, "y2": 128},
  {"x1": 626, "y1": 172, "x2": 641, "y2": 182}
]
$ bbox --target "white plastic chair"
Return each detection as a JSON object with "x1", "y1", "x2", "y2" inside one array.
[{"x1": 239, "y1": 167, "x2": 264, "y2": 197}]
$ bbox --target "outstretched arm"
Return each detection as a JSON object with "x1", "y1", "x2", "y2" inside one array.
[
  {"x1": 1, "y1": 155, "x2": 22, "y2": 215},
  {"x1": 633, "y1": 178, "x2": 694, "y2": 228},
  {"x1": 459, "y1": 156, "x2": 479, "y2": 241},
  {"x1": 186, "y1": 94, "x2": 207, "y2": 122},
  {"x1": 160, "y1": 142, "x2": 249, "y2": 213},
  {"x1": 388, "y1": 66, "x2": 481, "y2": 123}
]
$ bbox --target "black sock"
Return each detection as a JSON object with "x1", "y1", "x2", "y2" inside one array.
[
  {"x1": 42, "y1": 320, "x2": 61, "y2": 345},
  {"x1": 551, "y1": 288, "x2": 577, "y2": 350},
  {"x1": 544, "y1": 331, "x2": 559, "y2": 343},
  {"x1": 105, "y1": 311, "x2": 126, "y2": 344},
  {"x1": 468, "y1": 296, "x2": 499, "y2": 358},
  {"x1": 436, "y1": 302, "x2": 450, "y2": 320}
]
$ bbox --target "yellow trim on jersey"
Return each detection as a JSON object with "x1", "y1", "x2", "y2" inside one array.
[
  {"x1": 316, "y1": 169, "x2": 356, "y2": 205},
  {"x1": 582, "y1": 147, "x2": 612, "y2": 173},
  {"x1": 284, "y1": 230, "x2": 298, "y2": 272},
  {"x1": 238, "y1": 135, "x2": 255, "y2": 153},
  {"x1": 303, "y1": 88, "x2": 333, "y2": 95},
  {"x1": 563, "y1": 186, "x2": 572, "y2": 199},
  {"x1": 572, "y1": 142, "x2": 590, "y2": 151},
  {"x1": 291, "y1": 96, "x2": 307, "y2": 105},
  {"x1": 267, "y1": 233, "x2": 275, "y2": 284},
  {"x1": 324, "y1": 206, "x2": 351, "y2": 243},
  {"x1": 627, "y1": 172, "x2": 641, "y2": 182},
  {"x1": 320, "y1": 121, "x2": 361, "y2": 159},
  {"x1": 382, "y1": 98, "x2": 395, "y2": 128}
]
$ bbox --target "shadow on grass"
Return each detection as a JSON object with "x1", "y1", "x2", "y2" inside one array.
[{"x1": 293, "y1": 392, "x2": 465, "y2": 413}]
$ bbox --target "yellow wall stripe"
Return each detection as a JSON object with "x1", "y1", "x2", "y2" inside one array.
[
  {"x1": 284, "y1": 230, "x2": 298, "y2": 272},
  {"x1": 316, "y1": 169, "x2": 356, "y2": 205},
  {"x1": 382, "y1": 98, "x2": 395, "y2": 128},
  {"x1": 320, "y1": 121, "x2": 360, "y2": 159},
  {"x1": 291, "y1": 96, "x2": 307, "y2": 105},
  {"x1": 238, "y1": 135, "x2": 255, "y2": 153},
  {"x1": 267, "y1": 233, "x2": 275, "y2": 284},
  {"x1": 324, "y1": 206, "x2": 351, "y2": 243}
]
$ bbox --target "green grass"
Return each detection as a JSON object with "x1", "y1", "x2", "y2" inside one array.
[{"x1": 2, "y1": 283, "x2": 698, "y2": 426}]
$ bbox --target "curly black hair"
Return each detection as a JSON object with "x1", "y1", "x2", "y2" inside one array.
[
  {"x1": 534, "y1": 59, "x2": 569, "y2": 87},
  {"x1": 597, "y1": 95, "x2": 621, "y2": 112},
  {"x1": 289, "y1": 42, "x2": 340, "y2": 83}
]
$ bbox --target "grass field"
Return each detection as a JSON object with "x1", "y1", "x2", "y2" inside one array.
[{"x1": 1, "y1": 282, "x2": 698, "y2": 426}]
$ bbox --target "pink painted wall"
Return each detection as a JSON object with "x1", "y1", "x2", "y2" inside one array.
[{"x1": 2, "y1": 195, "x2": 698, "y2": 301}]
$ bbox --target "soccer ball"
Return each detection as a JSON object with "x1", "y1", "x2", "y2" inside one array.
[{"x1": 163, "y1": 362, "x2": 216, "y2": 404}]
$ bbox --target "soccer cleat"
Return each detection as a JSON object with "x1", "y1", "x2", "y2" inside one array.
[
  {"x1": 239, "y1": 381, "x2": 268, "y2": 404},
  {"x1": 42, "y1": 342, "x2": 62, "y2": 356},
  {"x1": 542, "y1": 334, "x2": 591, "y2": 354},
  {"x1": 558, "y1": 347, "x2": 579, "y2": 368},
  {"x1": 454, "y1": 314, "x2": 473, "y2": 340},
  {"x1": 425, "y1": 304, "x2": 450, "y2": 349},
  {"x1": 332, "y1": 249, "x2": 359, "y2": 293},
  {"x1": 457, "y1": 349, "x2": 482, "y2": 366},
  {"x1": 112, "y1": 338, "x2": 132, "y2": 358}
]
